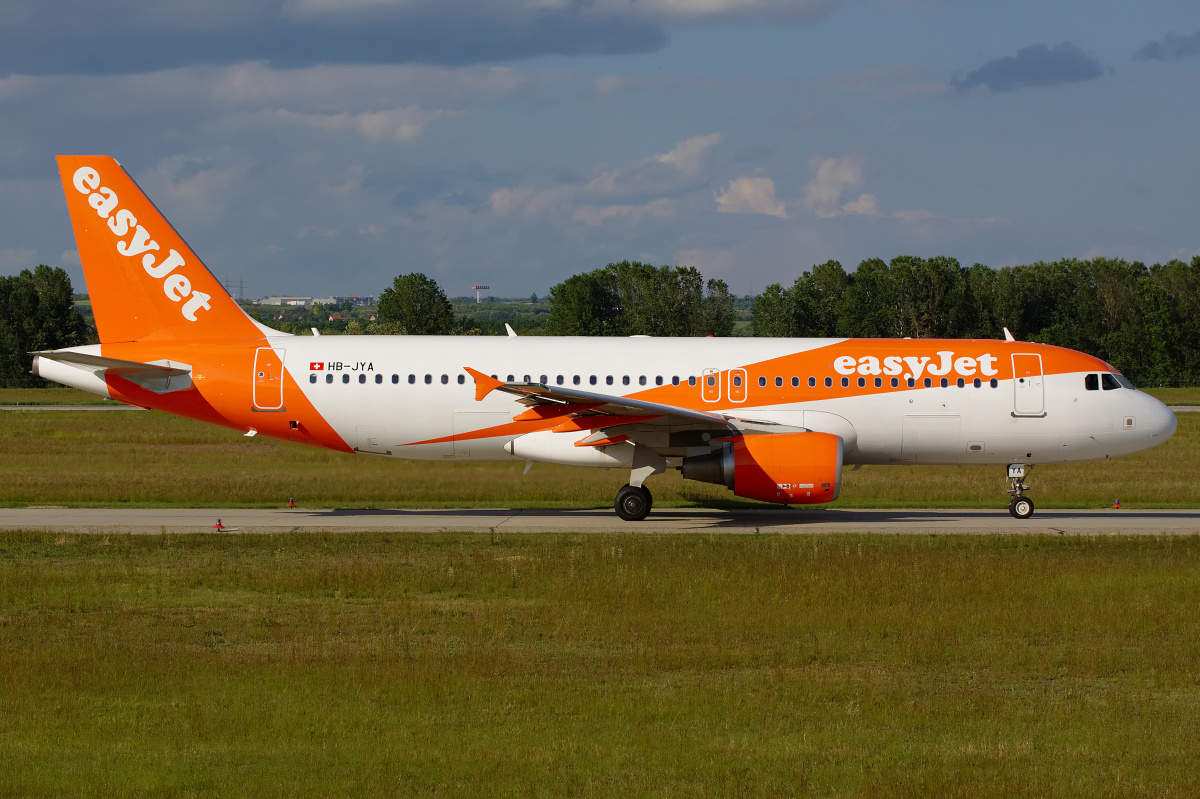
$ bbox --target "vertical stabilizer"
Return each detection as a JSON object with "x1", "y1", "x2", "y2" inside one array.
[{"x1": 56, "y1": 155, "x2": 264, "y2": 343}]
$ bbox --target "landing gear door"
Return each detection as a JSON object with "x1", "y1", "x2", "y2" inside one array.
[
  {"x1": 701, "y1": 368, "x2": 721, "y2": 403},
  {"x1": 1011, "y1": 353, "x2": 1044, "y2": 416},
  {"x1": 253, "y1": 347, "x2": 285, "y2": 411}
]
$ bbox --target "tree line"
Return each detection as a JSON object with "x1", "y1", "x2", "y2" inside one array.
[
  {"x1": 752, "y1": 256, "x2": 1200, "y2": 387},
  {"x1": 0, "y1": 266, "x2": 88, "y2": 388},
  {"x1": 4, "y1": 255, "x2": 1198, "y2": 388}
]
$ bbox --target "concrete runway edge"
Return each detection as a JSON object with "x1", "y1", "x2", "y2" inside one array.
[{"x1": 2, "y1": 507, "x2": 1199, "y2": 535}]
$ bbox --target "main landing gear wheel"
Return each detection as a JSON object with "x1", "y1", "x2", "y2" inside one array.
[
  {"x1": 1010, "y1": 496, "x2": 1035, "y2": 519},
  {"x1": 614, "y1": 484, "x2": 653, "y2": 522}
]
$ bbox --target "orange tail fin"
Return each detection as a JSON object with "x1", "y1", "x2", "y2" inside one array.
[{"x1": 56, "y1": 155, "x2": 269, "y2": 343}]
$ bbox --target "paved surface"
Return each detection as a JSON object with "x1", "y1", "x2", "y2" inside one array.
[
  {"x1": 2, "y1": 507, "x2": 1198, "y2": 535},
  {"x1": 0, "y1": 404, "x2": 145, "y2": 411}
]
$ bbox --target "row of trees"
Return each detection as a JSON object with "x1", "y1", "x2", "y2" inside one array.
[
  {"x1": 752, "y1": 256, "x2": 1200, "y2": 387},
  {"x1": 546, "y1": 261, "x2": 735, "y2": 337},
  {"x1": 0, "y1": 266, "x2": 88, "y2": 387}
]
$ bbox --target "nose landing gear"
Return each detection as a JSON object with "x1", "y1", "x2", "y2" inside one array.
[{"x1": 1007, "y1": 463, "x2": 1035, "y2": 519}]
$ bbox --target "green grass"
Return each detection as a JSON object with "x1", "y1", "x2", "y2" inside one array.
[
  {"x1": 1143, "y1": 386, "x2": 1200, "y2": 405},
  {"x1": 0, "y1": 387, "x2": 110, "y2": 404},
  {"x1": 1, "y1": 531, "x2": 1198, "y2": 797},
  {"x1": 2, "y1": 406, "x2": 1197, "y2": 509}
]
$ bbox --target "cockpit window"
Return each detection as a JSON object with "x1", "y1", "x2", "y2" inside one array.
[
  {"x1": 1084, "y1": 374, "x2": 1099, "y2": 391},
  {"x1": 1101, "y1": 373, "x2": 1121, "y2": 391},
  {"x1": 1115, "y1": 374, "x2": 1135, "y2": 390}
]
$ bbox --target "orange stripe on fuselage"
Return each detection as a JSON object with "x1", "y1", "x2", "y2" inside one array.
[{"x1": 100, "y1": 340, "x2": 352, "y2": 453}]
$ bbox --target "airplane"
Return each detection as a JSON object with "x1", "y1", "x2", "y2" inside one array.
[{"x1": 33, "y1": 155, "x2": 1178, "y2": 521}]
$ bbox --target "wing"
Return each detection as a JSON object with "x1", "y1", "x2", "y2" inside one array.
[{"x1": 464, "y1": 367, "x2": 802, "y2": 456}]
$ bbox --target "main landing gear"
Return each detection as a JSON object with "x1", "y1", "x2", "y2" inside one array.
[
  {"x1": 615, "y1": 483, "x2": 653, "y2": 522},
  {"x1": 1007, "y1": 463, "x2": 1035, "y2": 519}
]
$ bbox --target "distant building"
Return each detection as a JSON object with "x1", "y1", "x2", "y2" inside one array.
[{"x1": 257, "y1": 296, "x2": 313, "y2": 306}]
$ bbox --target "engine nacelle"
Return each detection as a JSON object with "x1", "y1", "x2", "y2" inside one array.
[{"x1": 681, "y1": 432, "x2": 843, "y2": 504}]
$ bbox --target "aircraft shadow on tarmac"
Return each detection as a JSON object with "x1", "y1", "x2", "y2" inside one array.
[{"x1": 303, "y1": 506, "x2": 1200, "y2": 529}]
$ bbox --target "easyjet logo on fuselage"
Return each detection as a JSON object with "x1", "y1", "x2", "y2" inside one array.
[
  {"x1": 71, "y1": 166, "x2": 211, "y2": 322},
  {"x1": 833, "y1": 352, "x2": 1000, "y2": 381}
]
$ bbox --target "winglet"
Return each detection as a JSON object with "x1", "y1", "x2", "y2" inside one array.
[{"x1": 464, "y1": 367, "x2": 504, "y2": 401}]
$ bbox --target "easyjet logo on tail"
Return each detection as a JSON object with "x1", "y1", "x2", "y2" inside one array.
[
  {"x1": 834, "y1": 352, "x2": 1000, "y2": 381},
  {"x1": 71, "y1": 166, "x2": 211, "y2": 322}
]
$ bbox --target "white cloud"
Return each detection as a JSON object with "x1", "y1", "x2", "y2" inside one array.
[
  {"x1": 802, "y1": 156, "x2": 863, "y2": 218},
  {"x1": 572, "y1": 199, "x2": 676, "y2": 227},
  {"x1": 138, "y1": 157, "x2": 247, "y2": 223},
  {"x1": 714, "y1": 176, "x2": 787, "y2": 218},
  {"x1": 841, "y1": 193, "x2": 879, "y2": 215},
  {"x1": 585, "y1": 132, "x2": 723, "y2": 197},
  {"x1": 260, "y1": 106, "x2": 464, "y2": 143}
]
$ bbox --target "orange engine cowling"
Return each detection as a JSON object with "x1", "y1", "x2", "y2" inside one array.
[{"x1": 681, "y1": 432, "x2": 843, "y2": 504}]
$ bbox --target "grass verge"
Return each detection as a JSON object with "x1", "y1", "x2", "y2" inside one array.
[
  {"x1": 1, "y1": 408, "x2": 1197, "y2": 509},
  {"x1": 1, "y1": 531, "x2": 1198, "y2": 797}
]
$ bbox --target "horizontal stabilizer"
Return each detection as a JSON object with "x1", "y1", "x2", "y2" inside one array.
[{"x1": 33, "y1": 349, "x2": 192, "y2": 394}]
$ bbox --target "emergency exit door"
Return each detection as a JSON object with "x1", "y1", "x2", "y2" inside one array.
[
  {"x1": 253, "y1": 347, "x2": 285, "y2": 410},
  {"x1": 1011, "y1": 353, "x2": 1044, "y2": 416}
]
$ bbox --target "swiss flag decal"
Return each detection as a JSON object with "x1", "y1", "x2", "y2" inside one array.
[{"x1": 309, "y1": 362, "x2": 324, "y2": 370}]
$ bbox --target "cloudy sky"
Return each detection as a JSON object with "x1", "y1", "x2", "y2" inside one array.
[{"x1": 1, "y1": 0, "x2": 1198, "y2": 299}]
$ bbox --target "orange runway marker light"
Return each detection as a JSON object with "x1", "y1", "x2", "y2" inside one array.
[
  {"x1": 287, "y1": 497, "x2": 295, "y2": 508},
  {"x1": 213, "y1": 519, "x2": 225, "y2": 531}
]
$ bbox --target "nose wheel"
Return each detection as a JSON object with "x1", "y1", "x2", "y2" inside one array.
[
  {"x1": 1006, "y1": 463, "x2": 1035, "y2": 519},
  {"x1": 1009, "y1": 496, "x2": 1035, "y2": 519},
  {"x1": 615, "y1": 484, "x2": 653, "y2": 521}
]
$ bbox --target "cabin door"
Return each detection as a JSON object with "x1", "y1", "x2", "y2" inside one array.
[
  {"x1": 253, "y1": 348, "x2": 285, "y2": 411},
  {"x1": 1011, "y1": 353, "x2": 1044, "y2": 416}
]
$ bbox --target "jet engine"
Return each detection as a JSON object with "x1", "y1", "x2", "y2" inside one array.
[{"x1": 681, "y1": 432, "x2": 843, "y2": 504}]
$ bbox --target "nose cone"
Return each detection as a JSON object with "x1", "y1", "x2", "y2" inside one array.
[{"x1": 1144, "y1": 393, "x2": 1178, "y2": 443}]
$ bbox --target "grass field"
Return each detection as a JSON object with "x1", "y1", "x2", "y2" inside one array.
[
  {"x1": 1, "y1": 531, "x2": 1198, "y2": 797},
  {"x1": 2, "y1": 396, "x2": 1197, "y2": 509}
]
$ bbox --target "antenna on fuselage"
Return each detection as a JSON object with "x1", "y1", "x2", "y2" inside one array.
[{"x1": 1003, "y1": 327, "x2": 1016, "y2": 342}]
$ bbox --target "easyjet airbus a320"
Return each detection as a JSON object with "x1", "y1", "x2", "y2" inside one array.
[{"x1": 34, "y1": 156, "x2": 1178, "y2": 520}]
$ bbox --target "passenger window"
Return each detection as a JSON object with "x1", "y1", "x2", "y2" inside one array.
[
  {"x1": 359, "y1": 374, "x2": 366, "y2": 384},
  {"x1": 907, "y1": 378, "x2": 916, "y2": 388},
  {"x1": 623, "y1": 376, "x2": 631, "y2": 386},
  {"x1": 706, "y1": 375, "x2": 715, "y2": 387},
  {"x1": 1102, "y1": 373, "x2": 1121, "y2": 390},
  {"x1": 309, "y1": 374, "x2": 317, "y2": 384},
  {"x1": 507, "y1": 374, "x2": 514, "y2": 382},
  {"x1": 590, "y1": 375, "x2": 597, "y2": 385},
  {"x1": 758, "y1": 376, "x2": 766, "y2": 387},
  {"x1": 392, "y1": 374, "x2": 399, "y2": 384},
  {"x1": 458, "y1": 375, "x2": 466, "y2": 384},
  {"x1": 956, "y1": 378, "x2": 964, "y2": 388},
  {"x1": 841, "y1": 377, "x2": 850, "y2": 388},
  {"x1": 939, "y1": 377, "x2": 948, "y2": 388},
  {"x1": 990, "y1": 378, "x2": 998, "y2": 388},
  {"x1": 858, "y1": 377, "x2": 866, "y2": 388},
  {"x1": 325, "y1": 374, "x2": 332, "y2": 384},
  {"x1": 639, "y1": 376, "x2": 647, "y2": 386},
  {"x1": 1085, "y1": 374, "x2": 1099, "y2": 391},
  {"x1": 875, "y1": 377, "x2": 882, "y2": 388},
  {"x1": 688, "y1": 376, "x2": 697, "y2": 387},
  {"x1": 441, "y1": 375, "x2": 448, "y2": 384},
  {"x1": 606, "y1": 376, "x2": 613, "y2": 385},
  {"x1": 924, "y1": 378, "x2": 932, "y2": 388},
  {"x1": 424, "y1": 374, "x2": 432, "y2": 384},
  {"x1": 775, "y1": 377, "x2": 783, "y2": 387},
  {"x1": 792, "y1": 377, "x2": 800, "y2": 387},
  {"x1": 973, "y1": 378, "x2": 981, "y2": 388},
  {"x1": 809, "y1": 377, "x2": 816, "y2": 387},
  {"x1": 375, "y1": 374, "x2": 382, "y2": 384},
  {"x1": 557, "y1": 375, "x2": 564, "y2": 385},
  {"x1": 733, "y1": 375, "x2": 742, "y2": 387},
  {"x1": 655, "y1": 376, "x2": 664, "y2": 386},
  {"x1": 408, "y1": 374, "x2": 415, "y2": 384},
  {"x1": 343, "y1": 374, "x2": 351, "y2": 384},
  {"x1": 892, "y1": 377, "x2": 899, "y2": 388},
  {"x1": 824, "y1": 377, "x2": 833, "y2": 388},
  {"x1": 523, "y1": 375, "x2": 531, "y2": 382},
  {"x1": 540, "y1": 375, "x2": 547, "y2": 384},
  {"x1": 672, "y1": 376, "x2": 680, "y2": 386}
]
